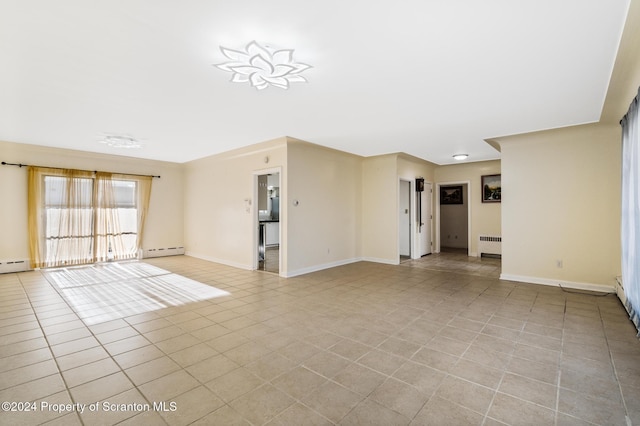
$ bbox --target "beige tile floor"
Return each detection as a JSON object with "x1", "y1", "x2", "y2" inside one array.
[{"x1": 0, "y1": 254, "x2": 639, "y2": 425}]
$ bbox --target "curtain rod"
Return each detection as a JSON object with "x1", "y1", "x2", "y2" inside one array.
[{"x1": 1, "y1": 161, "x2": 160, "y2": 178}]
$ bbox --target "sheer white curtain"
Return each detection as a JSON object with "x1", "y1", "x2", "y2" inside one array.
[
  {"x1": 621, "y1": 87, "x2": 640, "y2": 333},
  {"x1": 94, "y1": 172, "x2": 131, "y2": 262},
  {"x1": 94, "y1": 173, "x2": 152, "y2": 261},
  {"x1": 28, "y1": 168, "x2": 94, "y2": 268}
]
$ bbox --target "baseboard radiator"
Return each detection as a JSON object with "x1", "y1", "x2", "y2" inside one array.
[
  {"x1": 478, "y1": 235, "x2": 502, "y2": 258},
  {"x1": 141, "y1": 247, "x2": 185, "y2": 259},
  {"x1": 0, "y1": 259, "x2": 31, "y2": 274}
]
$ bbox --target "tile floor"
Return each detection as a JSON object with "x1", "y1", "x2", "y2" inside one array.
[{"x1": 0, "y1": 254, "x2": 639, "y2": 425}]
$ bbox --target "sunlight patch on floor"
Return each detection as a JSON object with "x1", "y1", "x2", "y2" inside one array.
[{"x1": 43, "y1": 261, "x2": 230, "y2": 325}]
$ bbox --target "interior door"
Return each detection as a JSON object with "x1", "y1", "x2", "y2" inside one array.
[
  {"x1": 419, "y1": 183, "x2": 432, "y2": 256},
  {"x1": 399, "y1": 180, "x2": 411, "y2": 257}
]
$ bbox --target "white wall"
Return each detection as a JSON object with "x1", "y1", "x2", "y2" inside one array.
[{"x1": 0, "y1": 140, "x2": 184, "y2": 263}]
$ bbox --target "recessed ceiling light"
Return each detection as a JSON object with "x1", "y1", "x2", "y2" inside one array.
[
  {"x1": 453, "y1": 154, "x2": 469, "y2": 161},
  {"x1": 99, "y1": 135, "x2": 142, "y2": 149},
  {"x1": 215, "y1": 40, "x2": 312, "y2": 90}
]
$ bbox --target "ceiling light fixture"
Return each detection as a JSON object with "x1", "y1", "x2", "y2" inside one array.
[
  {"x1": 99, "y1": 135, "x2": 143, "y2": 149},
  {"x1": 215, "y1": 40, "x2": 312, "y2": 90},
  {"x1": 453, "y1": 154, "x2": 469, "y2": 161}
]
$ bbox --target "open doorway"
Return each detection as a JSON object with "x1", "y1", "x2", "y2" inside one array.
[
  {"x1": 437, "y1": 182, "x2": 470, "y2": 255},
  {"x1": 399, "y1": 179, "x2": 412, "y2": 262},
  {"x1": 416, "y1": 180, "x2": 432, "y2": 258},
  {"x1": 255, "y1": 170, "x2": 281, "y2": 274}
]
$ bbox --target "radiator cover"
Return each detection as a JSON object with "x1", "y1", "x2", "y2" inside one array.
[
  {"x1": 0, "y1": 259, "x2": 31, "y2": 274},
  {"x1": 141, "y1": 247, "x2": 185, "y2": 259},
  {"x1": 478, "y1": 235, "x2": 502, "y2": 257}
]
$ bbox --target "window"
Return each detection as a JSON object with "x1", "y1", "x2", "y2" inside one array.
[
  {"x1": 43, "y1": 175, "x2": 94, "y2": 266},
  {"x1": 105, "y1": 179, "x2": 139, "y2": 259},
  {"x1": 28, "y1": 167, "x2": 152, "y2": 269}
]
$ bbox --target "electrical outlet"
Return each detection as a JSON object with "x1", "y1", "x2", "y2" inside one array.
[{"x1": 556, "y1": 259, "x2": 563, "y2": 268}]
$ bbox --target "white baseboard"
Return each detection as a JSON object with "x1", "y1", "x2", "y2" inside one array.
[
  {"x1": 184, "y1": 253, "x2": 381, "y2": 278},
  {"x1": 361, "y1": 257, "x2": 399, "y2": 265},
  {"x1": 283, "y1": 257, "x2": 362, "y2": 278},
  {"x1": 184, "y1": 251, "x2": 252, "y2": 271},
  {"x1": 500, "y1": 273, "x2": 615, "y2": 294}
]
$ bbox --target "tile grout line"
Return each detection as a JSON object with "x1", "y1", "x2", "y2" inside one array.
[
  {"x1": 15, "y1": 271, "x2": 84, "y2": 426},
  {"x1": 39, "y1": 267, "x2": 179, "y2": 425},
  {"x1": 599, "y1": 304, "x2": 633, "y2": 426}
]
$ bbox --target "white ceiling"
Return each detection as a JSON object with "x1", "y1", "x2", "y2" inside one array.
[{"x1": 0, "y1": 1, "x2": 630, "y2": 165}]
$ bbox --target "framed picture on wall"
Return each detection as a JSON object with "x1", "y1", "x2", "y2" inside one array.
[
  {"x1": 482, "y1": 174, "x2": 501, "y2": 203},
  {"x1": 440, "y1": 185, "x2": 463, "y2": 205}
]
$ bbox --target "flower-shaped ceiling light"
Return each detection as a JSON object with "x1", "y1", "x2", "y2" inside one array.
[{"x1": 215, "y1": 41, "x2": 312, "y2": 90}]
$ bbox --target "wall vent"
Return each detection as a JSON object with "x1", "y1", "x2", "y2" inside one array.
[
  {"x1": 142, "y1": 247, "x2": 185, "y2": 259},
  {"x1": 478, "y1": 235, "x2": 501, "y2": 258},
  {"x1": 0, "y1": 259, "x2": 31, "y2": 274}
]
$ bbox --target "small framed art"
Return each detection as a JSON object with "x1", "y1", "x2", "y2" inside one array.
[
  {"x1": 440, "y1": 185, "x2": 463, "y2": 205},
  {"x1": 482, "y1": 174, "x2": 501, "y2": 203}
]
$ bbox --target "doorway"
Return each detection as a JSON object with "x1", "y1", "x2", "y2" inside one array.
[
  {"x1": 417, "y1": 181, "x2": 432, "y2": 257},
  {"x1": 437, "y1": 182, "x2": 470, "y2": 255},
  {"x1": 254, "y1": 170, "x2": 281, "y2": 274},
  {"x1": 399, "y1": 179, "x2": 411, "y2": 262}
]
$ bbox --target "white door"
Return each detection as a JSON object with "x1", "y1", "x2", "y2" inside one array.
[
  {"x1": 399, "y1": 180, "x2": 411, "y2": 257},
  {"x1": 419, "y1": 183, "x2": 432, "y2": 256}
]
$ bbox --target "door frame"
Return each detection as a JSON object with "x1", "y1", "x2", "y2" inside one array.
[
  {"x1": 435, "y1": 180, "x2": 471, "y2": 255},
  {"x1": 414, "y1": 181, "x2": 433, "y2": 258},
  {"x1": 252, "y1": 167, "x2": 282, "y2": 273},
  {"x1": 398, "y1": 178, "x2": 413, "y2": 260}
]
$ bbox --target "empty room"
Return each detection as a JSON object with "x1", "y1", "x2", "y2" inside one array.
[{"x1": 1, "y1": 1, "x2": 640, "y2": 425}]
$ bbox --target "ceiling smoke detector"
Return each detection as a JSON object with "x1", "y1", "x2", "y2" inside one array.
[{"x1": 99, "y1": 135, "x2": 143, "y2": 149}]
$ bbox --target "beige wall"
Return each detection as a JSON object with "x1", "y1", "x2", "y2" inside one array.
[
  {"x1": 183, "y1": 137, "x2": 287, "y2": 271},
  {"x1": 361, "y1": 155, "x2": 398, "y2": 263},
  {"x1": 286, "y1": 140, "x2": 362, "y2": 276},
  {"x1": 492, "y1": 0, "x2": 639, "y2": 292},
  {"x1": 184, "y1": 143, "x2": 438, "y2": 274},
  {"x1": 183, "y1": 137, "x2": 363, "y2": 277},
  {"x1": 0, "y1": 140, "x2": 184, "y2": 263},
  {"x1": 434, "y1": 160, "x2": 501, "y2": 255},
  {"x1": 498, "y1": 124, "x2": 621, "y2": 290},
  {"x1": 360, "y1": 154, "x2": 437, "y2": 264}
]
